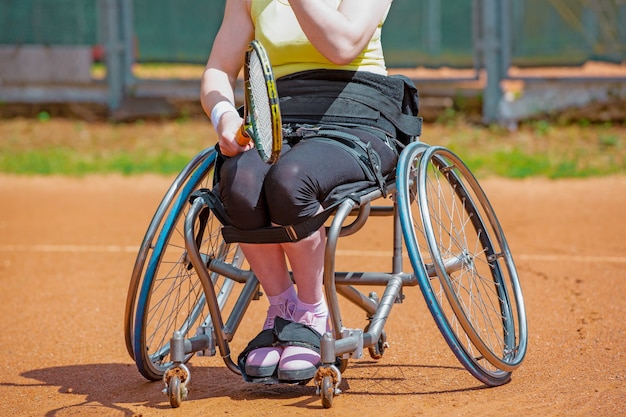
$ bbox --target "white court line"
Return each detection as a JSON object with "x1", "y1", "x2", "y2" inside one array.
[
  {"x1": 515, "y1": 253, "x2": 626, "y2": 263},
  {"x1": 338, "y1": 250, "x2": 626, "y2": 263},
  {"x1": 1, "y1": 245, "x2": 626, "y2": 263},
  {"x1": 0, "y1": 244, "x2": 139, "y2": 253}
]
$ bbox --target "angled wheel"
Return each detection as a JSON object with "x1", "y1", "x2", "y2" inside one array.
[
  {"x1": 397, "y1": 143, "x2": 527, "y2": 386},
  {"x1": 130, "y1": 148, "x2": 245, "y2": 381},
  {"x1": 124, "y1": 148, "x2": 218, "y2": 359}
]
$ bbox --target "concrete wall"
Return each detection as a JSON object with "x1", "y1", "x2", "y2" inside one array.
[{"x1": 0, "y1": 45, "x2": 92, "y2": 84}]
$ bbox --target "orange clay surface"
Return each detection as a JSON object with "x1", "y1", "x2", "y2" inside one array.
[{"x1": 1, "y1": 174, "x2": 625, "y2": 416}]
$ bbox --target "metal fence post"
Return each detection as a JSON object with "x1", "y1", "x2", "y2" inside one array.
[
  {"x1": 481, "y1": 0, "x2": 506, "y2": 125},
  {"x1": 121, "y1": 0, "x2": 136, "y2": 92},
  {"x1": 98, "y1": 0, "x2": 134, "y2": 112},
  {"x1": 99, "y1": 0, "x2": 122, "y2": 110}
]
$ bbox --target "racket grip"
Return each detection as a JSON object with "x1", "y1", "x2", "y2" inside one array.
[{"x1": 235, "y1": 127, "x2": 251, "y2": 146}]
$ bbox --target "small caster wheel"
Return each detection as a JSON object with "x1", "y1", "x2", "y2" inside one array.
[
  {"x1": 168, "y1": 375, "x2": 182, "y2": 408},
  {"x1": 163, "y1": 363, "x2": 189, "y2": 408},
  {"x1": 320, "y1": 375, "x2": 334, "y2": 408},
  {"x1": 315, "y1": 365, "x2": 342, "y2": 409},
  {"x1": 368, "y1": 330, "x2": 388, "y2": 360}
]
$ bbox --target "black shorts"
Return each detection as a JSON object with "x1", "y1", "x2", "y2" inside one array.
[{"x1": 218, "y1": 126, "x2": 398, "y2": 230}]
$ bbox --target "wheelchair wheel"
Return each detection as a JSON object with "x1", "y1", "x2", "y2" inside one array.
[
  {"x1": 124, "y1": 148, "x2": 218, "y2": 359},
  {"x1": 130, "y1": 148, "x2": 245, "y2": 381},
  {"x1": 397, "y1": 143, "x2": 527, "y2": 386}
]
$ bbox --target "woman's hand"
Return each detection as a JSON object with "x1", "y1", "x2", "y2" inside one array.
[{"x1": 216, "y1": 110, "x2": 253, "y2": 157}]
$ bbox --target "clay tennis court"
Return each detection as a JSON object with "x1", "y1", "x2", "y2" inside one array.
[{"x1": 1, "y1": 172, "x2": 625, "y2": 416}]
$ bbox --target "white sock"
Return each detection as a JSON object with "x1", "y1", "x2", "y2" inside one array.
[
  {"x1": 267, "y1": 285, "x2": 297, "y2": 306},
  {"x1": 296, "y1": 298, "x2": 327, "y2": 315}
]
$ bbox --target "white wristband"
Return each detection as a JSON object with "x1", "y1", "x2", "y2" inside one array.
[{"x1": 210, "y1": 100, "x2": 238, "y2": 130}]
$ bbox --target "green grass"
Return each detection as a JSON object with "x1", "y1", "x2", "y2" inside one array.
[
  {"x1": 0, "y1": 117, "x2": 212, "y2": 176},
  {"x1": 0, "y1": 148, "x2": 192, "y2": 175},
  {"x1": 0, "y1": 115, "x2": 624, "y2": 178},
  {"x1": 427, "y1": 117, "x2": 625, "y2": 179}
]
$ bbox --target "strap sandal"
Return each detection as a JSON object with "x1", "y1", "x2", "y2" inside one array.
[
  {"x1": 278, "y1": 345, "x2": 320, "y2": 382},
  {"x1": 273, "y1": 315, "x2": 325, "y2": 383},
  {"x1": 239, "y1": 329, "x2": 280, "y2": 381},
  {"x1": 240, "y1": 300, "x2": 298, "y2": 381}
]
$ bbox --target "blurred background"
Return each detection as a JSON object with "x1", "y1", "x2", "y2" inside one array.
[{"x1": 0, "y1": 0, "x2": 625, "y2": 125}]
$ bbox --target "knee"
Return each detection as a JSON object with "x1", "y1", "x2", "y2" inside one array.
[
  {"x1": 219, "y1": 155, "x2": 269, "y2": 230},
  {"x1": 265, "y1": 162, "x2": 319, "y2": 225},
  {"x1": 266, "y1": 161, "x2": 304, "y2": 207}
]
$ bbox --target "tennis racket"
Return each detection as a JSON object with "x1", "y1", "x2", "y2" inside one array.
[{"x1": 235, "y1": 40, "x2": 282, "y2": 164}]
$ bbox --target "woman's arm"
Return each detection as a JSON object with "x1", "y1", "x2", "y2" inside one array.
[
  {"x1": 288, "y1": 0, "x2": 392, "y2": 65},
  {"x1": 200, "y1": 0, "x2": 254, "y2": 156}
]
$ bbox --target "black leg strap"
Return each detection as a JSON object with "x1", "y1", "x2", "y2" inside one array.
[
  {"x1": 191, "y1": 185, "x2": 345, "y2": 244},
  {"x1": 237, "y1": 317, "x2": 322, "y2": 382}
]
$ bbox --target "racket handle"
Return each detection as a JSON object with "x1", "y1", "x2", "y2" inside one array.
[{"x1": 235, "y1": 126, "x2": 251, "y2": 146}]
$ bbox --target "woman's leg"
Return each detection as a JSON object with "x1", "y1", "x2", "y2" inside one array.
[
  {"x1": 220, "y1": 150, "x2": 299, "y2": 377},
  {"x1": 277, "y1": 225, "x2": 330, "y2": 381},
  {"x1": 266, "y1": 134, "x2": 396, "y2": 306},
  {"x1": 280, "y1": 226, "x2": 325, "y2": 305},
  {"x1": 264, "y1": 139, "x2": 368, "y2": 380},
  {"x1": 240, "y1": 243, "x2": 293, "y2": 296},
  {"x1": 238, "y1": 243, "x2": 298, "y2": 377},
  {"x1": 218, "y1": 150, "x2": 271, "y2": 230}
]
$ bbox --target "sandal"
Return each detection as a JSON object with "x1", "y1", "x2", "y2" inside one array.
[
  {"x1": 277, "y1": 309, "x2": 328, "y2": 382},
  {"x1": 243, "y1": 299, "x2": 296, "y2": 379}
]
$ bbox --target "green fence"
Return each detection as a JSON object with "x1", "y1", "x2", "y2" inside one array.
[
  {"x1": 1, "y1": 0, "x2": 625, "y2": 123},
  {"x1": 0, "y1": 0, "x2": 98, "y2": 45},
  {"x1": 1, "y1": 0, "x2": 624, "y2": 67},
  {"x1": 132, "y1": 0, "x2": 224, "y2": 63},
  {"x1": 383, "y1": 0, "x2": 475, "y2": 68},
  {"x1": 510, "y1": 0, "x2": 626, "y2": 66}
]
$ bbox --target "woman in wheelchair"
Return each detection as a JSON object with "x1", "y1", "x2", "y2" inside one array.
[{"x1": 200, "y1": 0, "x2": 404, "y2": 383}]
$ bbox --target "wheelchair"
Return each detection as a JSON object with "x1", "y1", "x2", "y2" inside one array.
[{"x1": 124, "y1": 136, "x2": 528, "y2": 409}]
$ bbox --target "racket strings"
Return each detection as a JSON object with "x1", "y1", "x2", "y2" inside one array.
[{"x1": 248, "y1": 53, "x2": 274, "y2": 154}]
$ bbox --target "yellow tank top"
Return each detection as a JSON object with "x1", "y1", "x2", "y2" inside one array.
[{"x1": 250, "y1": 0, "x2": 388, "y2": 79}]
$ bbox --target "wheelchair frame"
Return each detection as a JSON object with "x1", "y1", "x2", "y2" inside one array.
[{"x1": 124, "y1": 140, "x2": 528, "y2": 409}]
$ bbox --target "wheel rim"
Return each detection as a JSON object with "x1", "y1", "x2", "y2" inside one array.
[
  {"x1": 397, "y1": 142, "x2": 515, "y2": 385},
  {"x1": 417, "y1": 146, "x2": 526, "y2": 371}
]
